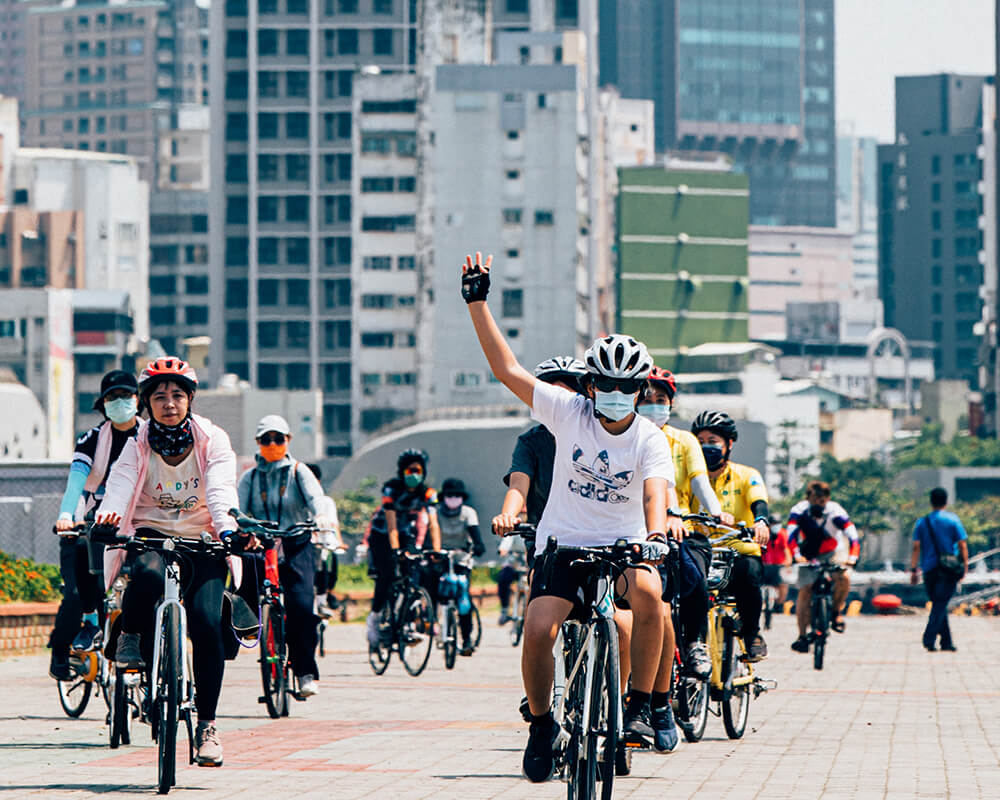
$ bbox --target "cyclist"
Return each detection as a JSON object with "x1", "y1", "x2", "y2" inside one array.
[
  {"x1": 495, "y1": 356, "x2": 585, "y2": 621},
  {"x1": 636, "y1": 367, "x2": 728, "y2": 750},
  {"x1": 464, "y1": 252, "x2": 685, "y2": 780},
  {"x1": 434, "y1": 477, "x2": 486, "y2": 656},
  {"x1": 689, "y1": 410, "x2": 771, "y2": 661},
  {"x1": 787, "y1": 480, "x2": 859, "y2": 653},
  {"x1": 365, "y1": 449, "x2": 441, "y2": 649},
  {"x1": 96, "y1": 357, "x2": 240, "y2": 767},
  {"x1": 762, "y1": 516, "x2": 793, "y2": 614},
  {"x1": 305, "y1": 463, "x2": 345, "y2": 618},
  {"x1": 236, "y1": 415, "x2": 333, "y2": 698},
  {"x1": 50, "y1": 369, "x2": 142, "y2": 678}
]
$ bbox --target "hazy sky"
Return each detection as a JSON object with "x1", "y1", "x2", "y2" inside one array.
[{"x1": 837, "y1": 0, "x2": 995, "y2": 142}]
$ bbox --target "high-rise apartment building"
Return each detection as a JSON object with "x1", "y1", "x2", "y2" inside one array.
[
  {"x1": 599, "y1": 0, "x2": 836, "y2": 227},
  {"x1": 0, "y1": 0, "x2": 30, "y2": 100},
  {"x1": 837, "y1": 130, "x2": 879, "y2": 292},
  {"x1": 878, "y1": 74, "x2": 989, "y2": 384},
  {"x1": 210, "y1": 0, "x2": 417, "y2": 456}
]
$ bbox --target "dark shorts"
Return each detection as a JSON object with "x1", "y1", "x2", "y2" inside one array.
[
  {"x1": 762, "y1": 564, "x2": 783, "y2": 587},
  {"x1": 528, "y1": 550, "x2": 602, "y2": 618}
]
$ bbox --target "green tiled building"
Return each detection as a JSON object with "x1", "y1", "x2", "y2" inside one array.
[{"x1": 616, "y1": 166, "x2": 750, "y2": 360}]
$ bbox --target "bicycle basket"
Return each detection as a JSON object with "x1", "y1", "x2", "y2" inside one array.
[{"x1": 707, "y1": 549, "x2": 736, "y2": 591}]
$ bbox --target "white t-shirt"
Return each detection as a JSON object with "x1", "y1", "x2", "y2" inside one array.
[
  {"x1": 531, "y1": 380, "x2": 675, "y2": 552},
  {"x1": 133, "y1": 451, "x2": 213, "y2": 539}
]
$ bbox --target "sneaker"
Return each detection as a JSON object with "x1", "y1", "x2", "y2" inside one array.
[
  {"x1": 49, "y1": 653, "x2": 71, "y2": 681},
  {"x1": 651, "y1": 705, "x2": 679, "y2": 753},
  {"x1": 366, "y1": 612, "x2": 380, "y2": 649},
  {"x1": 522, "y1": 712, "x2": 558, "y2": 783},
  {"x1": 194, "y1": 722, "x2": 223, "y2": 767},
  {"x1": 115, "y1": 632, "x2": 145, "y2": 669},
  {"x1": 72, "y1": 621, "x2": 103, "y2": 652},
  {"x1": 623, "y1": 704, "x2": 654, "y2": 745},
  {"x1": 614, "y1": 741, "x2": 632, "y2": 776},
  {"x1": 941, "y1": 644, "x2": 957, "y2": 652},
  {"x1": 790, "y1": 636, "x2": 810, "y2": 654},
  {"x1": 686, "y1": 642, "x2": 712, "y2": 679},
  {"x1": 298, "y1": 676, "x2": 319, "y2": 697},
  {"x1": 459, "y1": 642, "x2": 474, "y2": 657},
  {"x1": 746, "y1": 634, "x2": 768, "y2": 662},
  {"x1": 498, "y1": 610, "x2": 511, "y2": 625},
  {"x1": 315, "y1": 597, "x2": 334, "y2": 619}
]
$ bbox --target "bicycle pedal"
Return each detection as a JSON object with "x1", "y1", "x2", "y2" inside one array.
[{"x1": 258, "y1": 696, "x2": 267, "y2": 704}]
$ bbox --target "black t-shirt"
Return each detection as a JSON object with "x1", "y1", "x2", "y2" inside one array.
[
  {"x1": 504, "y1": 424, "x2": 555, "y2": 525},
  {"x1": 73, "y1": 421, "x2": 139, "y2": 490},
  {"x1": 370, "y1": 477, "x2": 438, "y2": 549}
]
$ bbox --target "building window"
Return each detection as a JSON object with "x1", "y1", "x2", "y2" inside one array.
[
  {"x1": 325, "y1": 237, "x2": 351, "y2": 265},
  {"x1": 502, "y1": 289, "x2": 523, "y2": 318},
  {"x1": 286, "y1": 112, "x2": 309, "y2": 139},
  {"x1": 502, "y1": 208, "x2": 523, "y2": 225},
  {"x1": 185, "y1": 245, "x2": 208, "y2": 264},
  {"x1": 257, "y1": 364, "x2": 279, "y2": 389},
  {"x1": 361, "y1": 176, "x2": 394, "y2": 193},
  {"x1": 373, "y1": 29, "x2": 393, "y2": 55},
  {"x1": 286, "y1": 154, "x2": 309, "y2": 182},
  {"x1": 931, "y1": 294, "x2": 941, "y2": 315},
  {"x1": 397, "y1": 176, "x2": 416, "y2": 192},
  {"x1": 931, "y1": 210, "x2": 941, "y2": 231},
  {"x1": 258, "y1": 321, "x2": 281, "y2": 348},
  {"x1": 258, "y1": 196, "x2": 280, "y2": 223},
  {"x1": 259, "y1": 0, "x2": 278, "y2": 13},
  {"x1": 506, "y1": 0, "x2": 528, "y2": 12},
  {"x1": 361, "y1": 215, "x2": 415, "y2": 232},
  {"x1": 185, "y1": 306, "x2": 209, "y2": 325},
  {"x1": 287, "y1": 0, "x2": 308, "y2": 14},
  {"x1": 287, "y1": 238, "x2": 310, "y2": 265},
  {"x1": 226, "y1": 278, "x2": 248, "y2": 308},
  {"x1": 185, "y1": 276, "x2": 209, "y2": 294},
  {"x1": 258, "y1": 237, "x2": 279, "y2": 264},
  {"x1": 227, "y1": 196, "x2": 249, "y2": 225},
  {"x1": 226, "y1": 154, "x2": 248, "y2": 182},
  {"x1": 287, "y1": 321, "x2": 310, "y2": 347},
  {"x1": 286, "y1": 195, "x2": 309, "y2": 222},
  {"x1": 931, "y1": 155, "x2": 941, "y2": 175},
  {"x1": 287, "y1": 29, "x2": 309, "y2": 55},
  {"x1": 258, "y1": 154, "x2": 280, "y2": 182},
  {"x1": 534, "y1": 210, "x2": 554, "y2": 226},
  {"x1": 226, "y1": 238, "x2": 249, "y2": 267},
  {"x1": 226, "y1": 321, "x2": 248, "y2": 349},
  {"x1": 258, "y1": 29, "x2": 279, "y2": 56},
  {"x1": 150, "y1": 275, "x2": 176, "y2": 294},
  {"x1": 258, "y1": 71, "x2": 280, "y2": 98},
  {"x1": 226, "y1": 113, "x2": 248, "y2": 142},
  {"x1": 259, "y1": 279, "x2": 280, "y2": 305},
  {"x1": 397, "y1": 255, "x2": 416, "y2": 270},
  {"x1": 337, "y1": 0, "x2": 359, "y2": 12},
  {"x1": 386, "y1": 372, "x2": 415, "y2": 385},
  {"x1": 362, "y1": 294, "x2": 394, "y2": 309},
  {"x1": 338, "y1": 29, "x2": 359, "y2": 54},
  {"x1": 361, "y1": 134, "x2": 390, "y2": 153},
  {"x1": 931, "y1": 265, "x2": 942, "y2": 286},
  {"x1": 287, "y1": 71, "x2": 309, "y2": 97},
  {"x1": 258, "y1": 113, "x2": 279, "y2": 139},
  {"x1": 150, "y1": 307, "x2": 176, "y2": 325},
  {"x1": 361, "y1": 332, "x2": 393, "y2": 348}
]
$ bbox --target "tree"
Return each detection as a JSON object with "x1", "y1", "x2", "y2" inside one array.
[
  {"x1": 768, "y1": 419, "x2": 816, "y2": 498},
  {"x1": 334, "y1": 477, "x2": 380, "y2": 541}
]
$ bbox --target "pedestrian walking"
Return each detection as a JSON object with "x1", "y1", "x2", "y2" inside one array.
[{"x1": 910, "y1": 487, "x2": 968, "y2": 652}]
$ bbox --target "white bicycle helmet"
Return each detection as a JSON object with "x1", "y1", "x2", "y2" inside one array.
[
  {"x1": 534, "y1": 356, "x2": 587, "y2": 383},
  {"x1": 584, "y1": 335, "x2": 653, "y2": 380}
]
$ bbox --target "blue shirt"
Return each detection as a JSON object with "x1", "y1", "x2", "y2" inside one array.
[{"x1": 912, "y1": 510, "x2": 967, "y2": 572}]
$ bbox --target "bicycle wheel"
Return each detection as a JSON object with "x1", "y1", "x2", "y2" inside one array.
[
  {"x1": 565, "y1": 627, "x2": 596, "y2": 800},
  {"x1": 260, "y1": 604, "x2": 289, "y2": 719},
  {"x1": 677, "y1": 672, "x2": 710, "y2": 743},
  {"x1": 368, "y1": 605, "x2": 392, "y2": 675},
  {"x1": 763, "y1": 587, "x2": 774, "y2": 631},
  {"x1": 443, "y1": 604, "x2": 458, "y2": 670},
  {"x1": 317, "y1": 619, "x2": 326, "y2": 659},
  {"x1": 57, "y1": 655, "x2": 93, "y2": 718},
  {"x1": 812, "y1": 596, "x2": 829, "y2": 671},
  {"x1": 399, "y1": 587, "x2": 435, "y2": 676},
  {"x1": 594, "y1": 618, "x2": 619, "y2": 800},
  {"x1": 157, "y1": 604, "x2": 181, "y2": 795},
  {"x1": 509, "y1": 588, "x2": 527, "y2": 647},
  {"x1": 470, "y1": 604, "x2": 482, "y2": 650},
  {"x1": 110, "y1": 666, "x2": 133, "y2": 748},
  {"x1": 720, "y1": 623, "x2": 750, "y2": 740}
]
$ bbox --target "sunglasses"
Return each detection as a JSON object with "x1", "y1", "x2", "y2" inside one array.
[
  {"x1": 258, "y1": 433, "x2": 286, "y2": 445},
  {"x1": 591, "y1": 375, "x2": 644, "y2": 394},
  {"x1": 404, "y1": 464, "x2": 424, "y2": 475}
]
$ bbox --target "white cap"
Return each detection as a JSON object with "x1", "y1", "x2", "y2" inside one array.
[{"x1": 255, "y1": 414, "x2": 291, "y2": 439}]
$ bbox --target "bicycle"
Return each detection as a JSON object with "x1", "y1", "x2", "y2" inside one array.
[
  {"x1": 229, "y1": 509, "x2": 318, "y2": 718},
  {"x1": 685, "y1": 514, "x2": 776, "y2": 740},
  {"x1": 368, "y1": 551, "x2": 436, "y2": 677},
  {"x1": 510, "y1": 524, "x2": 669, "y2": 800},
  {"x1": 315, "y1": 542, "x2": 348, "y2": 659},
  {"x1": 95, "y1": 526, "x2": 231, "y2": 795},
  {"x1": 432, "y1": 549, "x2": 482, "y2": 668},
  {"x1": 802, "y1": 560, "x2": 846, "y2": 671},
  {"x1": 508, "y1": 561, "x2": 530, "y2": 647}
]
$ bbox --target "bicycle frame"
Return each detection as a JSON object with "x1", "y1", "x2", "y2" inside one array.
[{"x1": 149, "y1": 556, "x2": 192, "y2": 732}]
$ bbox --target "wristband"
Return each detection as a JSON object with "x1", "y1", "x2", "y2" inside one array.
[
  {"x1": 754, "y1": 516, "x2": 768, "y2": 524},
  {"x1": 461, "y1": 268, "x2": 490, "y2": 303},
  {"x1": 646, "y1": 532, "x2": 667, "y2": 543}
]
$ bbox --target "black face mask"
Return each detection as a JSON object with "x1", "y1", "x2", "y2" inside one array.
[
  {"x1": 809, "y1": 503, "x2": 826, "y2": 518},
  {"x1": 148, "y1": 416, "x2": 194, "y2": 457},
  {"x1": 701, "y1": 444, "x2": 727, "y2": 471}
]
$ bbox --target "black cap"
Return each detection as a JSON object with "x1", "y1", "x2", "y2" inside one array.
[
  {"x1": 441, "y1": 478, "x2": 468, "y2": 499},
  {"x1": 93, "y1": 369, "x2": 139, "y2": 410}
]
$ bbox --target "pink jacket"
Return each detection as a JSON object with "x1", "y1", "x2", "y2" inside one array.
[{"x1": 101, "y1": 414, "x2": 241, "y2": 588}]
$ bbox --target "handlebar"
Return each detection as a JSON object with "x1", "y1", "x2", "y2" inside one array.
[
  {"x1": 683, "y1": 512, "x2": 755, "y2": 541},
  {"x1": 501, "y1": 523, "x2": 537, "y2": 538},
  {"x1": 101, "y1": 530, "x2": 231, "y2": 557},
  {"x1": 228, "y1": 508, "x2": 318, "y2": 545}
]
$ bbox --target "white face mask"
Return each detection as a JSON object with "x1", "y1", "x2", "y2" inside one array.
[
  {"x1": 593, "y1": 390, "x2": 639, "y2": 422},
  {"x1": 637, "y1": 403, "x2": 670, "y2": 428},
  {"x1": 105, "y1": 397, "x2": 138, "y2": 425},
  {"x1": 443, "y1": 496, "x2": 463, "y2": 510}
]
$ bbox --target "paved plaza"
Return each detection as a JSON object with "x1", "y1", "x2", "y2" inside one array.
[{"x1": 1, "y1": 613, "x2": 999, "y2": 799}]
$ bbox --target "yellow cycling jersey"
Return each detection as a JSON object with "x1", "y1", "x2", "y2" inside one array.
[
  {"x1": 661, "y1": 424, "x2": 707, "y2": 515},
  {"x1": 689, "y1": 460, "x2": 768, "y2": 557}
]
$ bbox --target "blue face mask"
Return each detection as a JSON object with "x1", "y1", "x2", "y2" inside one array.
[
  {"x1": 637, "y1": 404, "x2": 670, "y2": 428},
  {"x1": 593, "y1": 390, "x2": 638, "y2": 422},
  {"x1": 105, "y1": 397, "x2": 137, "y2": 425}
]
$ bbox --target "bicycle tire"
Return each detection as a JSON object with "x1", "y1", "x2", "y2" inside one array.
[
  {"x1": 470, "y1": 604, "x2": 482, "y2": 650},
  {"x1": 813, "y1": 596, "x2": 829, "y2": 671},
  {"x1": 443, "y1": 604, "x2": 458, "y2": 670},
  {"x1": 763, "y1": 587, "x2": 774, "y2": 631},
  {"x1": 110, "y1": 667, "x2": 131, "y2": 748},
  {"x1": 399, "y1": 586, "x2": 435, "y2": 676},
  {"x1": 57, "y1": 659, "x2": 93, "y2": 719},
  {"x1": 368, "y1": 605, "x2": 392, "y2": 675},
  {"x1": 720, "y1": 623, "x2": 750, "y2": 740},
  {"x1": 677, "y1": 672, "x2": 710, "y2": 743},
  {"x1": 157, "y1": 604, "x2": 180, "y2": 794},
  {"x1": 595, "y1": 618, "x2": 619, "y2": 800},
  {"x1": 317, "y1": 619, "x2": 326, "y2": 659},
  {"x1": 260, "y1": 604, "x2": 289, "y2": 719}
]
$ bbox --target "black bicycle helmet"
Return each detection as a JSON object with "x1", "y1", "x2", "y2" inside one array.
[
  {"x1": 397, "y1": 448, "x2": 428, "y2": 475},
  {"x1": 691, "y1": 410, "x2": 739, "y2": 442}
]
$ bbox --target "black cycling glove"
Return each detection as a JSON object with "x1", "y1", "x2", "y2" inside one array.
[{"x1": 461, "y1": 267, "x2": 490, "y2": 303}]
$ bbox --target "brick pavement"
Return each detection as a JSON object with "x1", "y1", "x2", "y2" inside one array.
[{"x1": 1, "y1": 613, "x2": 998, "y2": 799}]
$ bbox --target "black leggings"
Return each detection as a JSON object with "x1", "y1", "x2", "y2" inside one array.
[
  {"x1": 314, "y1": 546, "x2": 339, "y2": 595},
  {"x1": 120, "y1": 550, "x2": 227, "y2": 720},
  {"x1": 238, "y1": 536, "x2": 319, "y2": 680},
  {"x1": 369, "y1": 532, "x2": 394, "y2": 613},
  {"x1": 51, "y1": 537, "x2": 104, "y2": 657},
  {"x1": 497, "y1": 565, "x2": 519, "y2": 608},
  {"x1": 728, "y1": 555, "x2": 764, "y2": 642}
]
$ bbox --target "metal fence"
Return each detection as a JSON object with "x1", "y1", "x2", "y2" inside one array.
[{"x1": 0, "y1": 495, "x2": 63, "y2": 565}]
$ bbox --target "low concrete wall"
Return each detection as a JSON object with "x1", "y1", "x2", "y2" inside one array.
[{"x1": 0, "y1": 602, "x2": 57, "y2": 653}]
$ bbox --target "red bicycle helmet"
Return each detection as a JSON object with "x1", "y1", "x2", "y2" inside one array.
[
  {"x1": 647, "y1": 366, "x2": 677, "y2": 400},
  {"x1": 138, "y1": 357, "x2": 198, "y2": 395}
]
